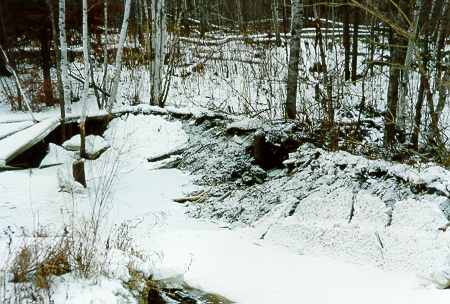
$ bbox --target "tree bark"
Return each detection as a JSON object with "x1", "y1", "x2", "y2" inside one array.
[
  {"x1": 150, "y1": 0, "x2": 167, "y2": 107},
  {"x1": 40, "y1": 28, "x2": 54, "y2": 105},
  {"x1": 235, "y1": 0, "x2": 244, "y2": 33},
  {"x1": 47, "y1": 0, "x2": 66, "y2": 140},
  {"x1": 351, "y1": 11, "x2": 359, "y2": 83},
  {"x1": 384, "y1": 31, "x2": 406, "y2": 147},
  {"x1": 343, "y1": 1, "x2": 350, "y2": 81},
  {"x1": 398, "y1": 0, "x2": 423, "y2": 143},
  {"x1": 108, "y1": 0, "x2": 132, "y2": 112},
  {"x1": 285, "y1": 0, "x2": 303, "y2": 119},
  {"x1": 59, "y1": 0, "x2": 71, "y2": 114},
  {"x1": 271, "y1": 0, "x2": 281, "y2": 46},
  {"x1": 101, "y1": 0, "x2": 109, "y2": 108},
  {"x1": 80, "y1": 0, "x2": 90, "y2": 161},
  {"x1": 199, "y1": 0, "x2": 209, "y2": 37},
  {"x1": 46, "y1": 0, "x2": 64, "y2": 108},
  {"x1": 429, "y1": 0, "x2": 449, "y2": 146}
]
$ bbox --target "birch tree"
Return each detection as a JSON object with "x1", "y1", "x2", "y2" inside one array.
[
  {"x1": 150, "y1": 0, "x2": 167, "y2": 107},
  {"x1": 80, "y1": 0, "x2": 90, "y2": 159},
  {"x1": 59, "y1": 0, "x2": 71, "y2": 114},
  {"x1": 101, "y1": 0, "x2": 109, "y2": 107},
  {"x1": 108, "y1": 0, "x2": 132, "y2": 112},
  {"x1": 285, "y1": 0, "x2": 303, "y2": 119}
]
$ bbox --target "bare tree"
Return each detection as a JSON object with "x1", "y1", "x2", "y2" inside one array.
[
  {"x1": 150, "y1": 0, "x2": 167, "y2": 106},
  {"x1": 285, "y1": 0, "x2": 303, "y2": 119},
  {"x1": 271, "y1": 0, "x2": 281, "y2": 46},
  {"x1": 80, "y1": 0, "x2": 90, "y2": 159},
  {"x1": 108, "y1": 0, "x2": 132, "y2": 112},
  {"x1": 59, "y1": 0, "x2": 71, "y2": 115}
]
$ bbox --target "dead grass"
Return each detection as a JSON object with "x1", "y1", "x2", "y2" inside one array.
[{"x1": 10, "y1": 235, "x2": 71, "y2": 289}]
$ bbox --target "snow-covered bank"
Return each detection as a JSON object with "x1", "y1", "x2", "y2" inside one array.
[{"x1": 1, "y1": 114, "x2": 450, "y2": 303}]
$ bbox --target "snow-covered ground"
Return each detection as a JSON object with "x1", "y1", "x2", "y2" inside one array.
[{"x1": 1, "y1": 114, "x2": 450, "y2": 303}]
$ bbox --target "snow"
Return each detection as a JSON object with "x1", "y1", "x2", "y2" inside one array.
[
  {"x1": 62, "y1": 134, "x2": 110, "y2": 158},
  {"x1": 0, "y1": 117, "x2": 59, "y2": 166},
  {"x1": 40, "y1": 143, "x2": 76, "y2": 168},
  {"x1": 1, "y1": 114, "x2": 450, "y2": 303},
  {"x1": 51, "y1": 275, "x2": 136, "y2": 304},
  {"x1": 0, "y1": 121, "x2": 34, "y2": 140}
]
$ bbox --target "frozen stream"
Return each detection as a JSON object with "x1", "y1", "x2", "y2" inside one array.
[{"x1": 1, "y1": 114, "x2": 450, "y2": 303}]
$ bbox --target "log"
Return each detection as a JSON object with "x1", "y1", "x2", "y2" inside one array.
[
  {"x1": 147, "y1": 147, "x2": 186, "y2": 162},
  {"x1": 173, "y1": 191, "x2": 208, "y2": 204}
]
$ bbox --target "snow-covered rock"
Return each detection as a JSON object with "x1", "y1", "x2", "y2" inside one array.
[
  {"x1": 57, "y1": 163, "x2": 85, "y2": 193},
  {"x1": 62, "y1": 134, "x2": 110, "y2": 159},
  {"x1": 40, "y1": 143, "x2": 75, "y2": 168}
]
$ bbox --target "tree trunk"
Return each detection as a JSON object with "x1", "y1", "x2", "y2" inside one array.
[
  {"x1": 150, "y1": 0, "x2": 167, "y2": 107},
  {"x1": 47, "y1": 0, "x2": 66, "y2": 140},
  {"x1": 351, "y1": 11, "x2": 359, "y2": 83},
  {"x1": 429, "y1": 0, "x2": 449, "y2": 146},
  {"x1": 59, "y1": 0, "x2": 71, "y2": 114},
  {"x1": 40, "y1": 28, "x2": 54, "y2": 105},
  {"x1": 46, "y1": 0, "x2": 64, "y2": 108},
  {"x1": 199, "y1": 0, "x2": 209, "y2": 37},
  {"x1": 108, "y1": 0, "x2": 132, "y2": 111},
  {"x1": 384, "y1": 31, "x2": 406, "y2": 147},
  {"x1": 313, "y1": 5, "x2": 333, "y2": 126},
  {"x1": 271, "y1": 0, "x2": 281, "y2": 46},
  {"x1": 285, "y1": 0, "x2": 303, "y2": 119},
  {"x1": 102, "y1": 0, "x2": 109, "y2": 108},
  {"x1": 411, "y1": 74, "x2": 425, "y2": 150},
  {"x1": 80, "y1": 0, "x2": 90, "y2": 161},
  {"x1": 343, "y1": 1, "x2": 350, "y2": 81},
  {"x1": 235, "y1": 0, "x2": 244, "y2": 33},
  {"x1": 398, "y1": 0, "x2": 423, "y2": 143}
]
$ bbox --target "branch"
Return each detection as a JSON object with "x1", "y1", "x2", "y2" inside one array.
[{"x1": 68, "y1": 72, "x2": 110, "y2": 97}]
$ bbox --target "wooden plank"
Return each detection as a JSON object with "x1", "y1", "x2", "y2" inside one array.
[
  {"x1": 0, "y1": 121, "x2": 35, "y2": 140},
  {"x1": 0, "y1": 118, "x2": 60, "y2": 167}
]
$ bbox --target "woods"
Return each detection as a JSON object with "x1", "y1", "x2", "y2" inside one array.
[
  {"x1": 0, "y1": 0, "x2": 448, "y2": 165},
  {"x1": 2, "y1": 1, "x2": 450, "y2": 303}
]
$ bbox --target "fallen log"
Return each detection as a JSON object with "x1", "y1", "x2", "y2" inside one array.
[
  {"x1": 173, "y1": 191, "x2": 208, "y2": 204},
  {"x1": 147, "y1": 146, "x2": 187, "y2": 162}
]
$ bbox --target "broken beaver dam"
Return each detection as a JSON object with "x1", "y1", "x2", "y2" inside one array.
[{"x1": 171, "y1": 113, "x2": 450, "y2": 287}]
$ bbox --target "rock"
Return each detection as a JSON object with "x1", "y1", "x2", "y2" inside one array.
[{"x1": 62, "y1": 134, "x2": 110, "y2": 159}]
